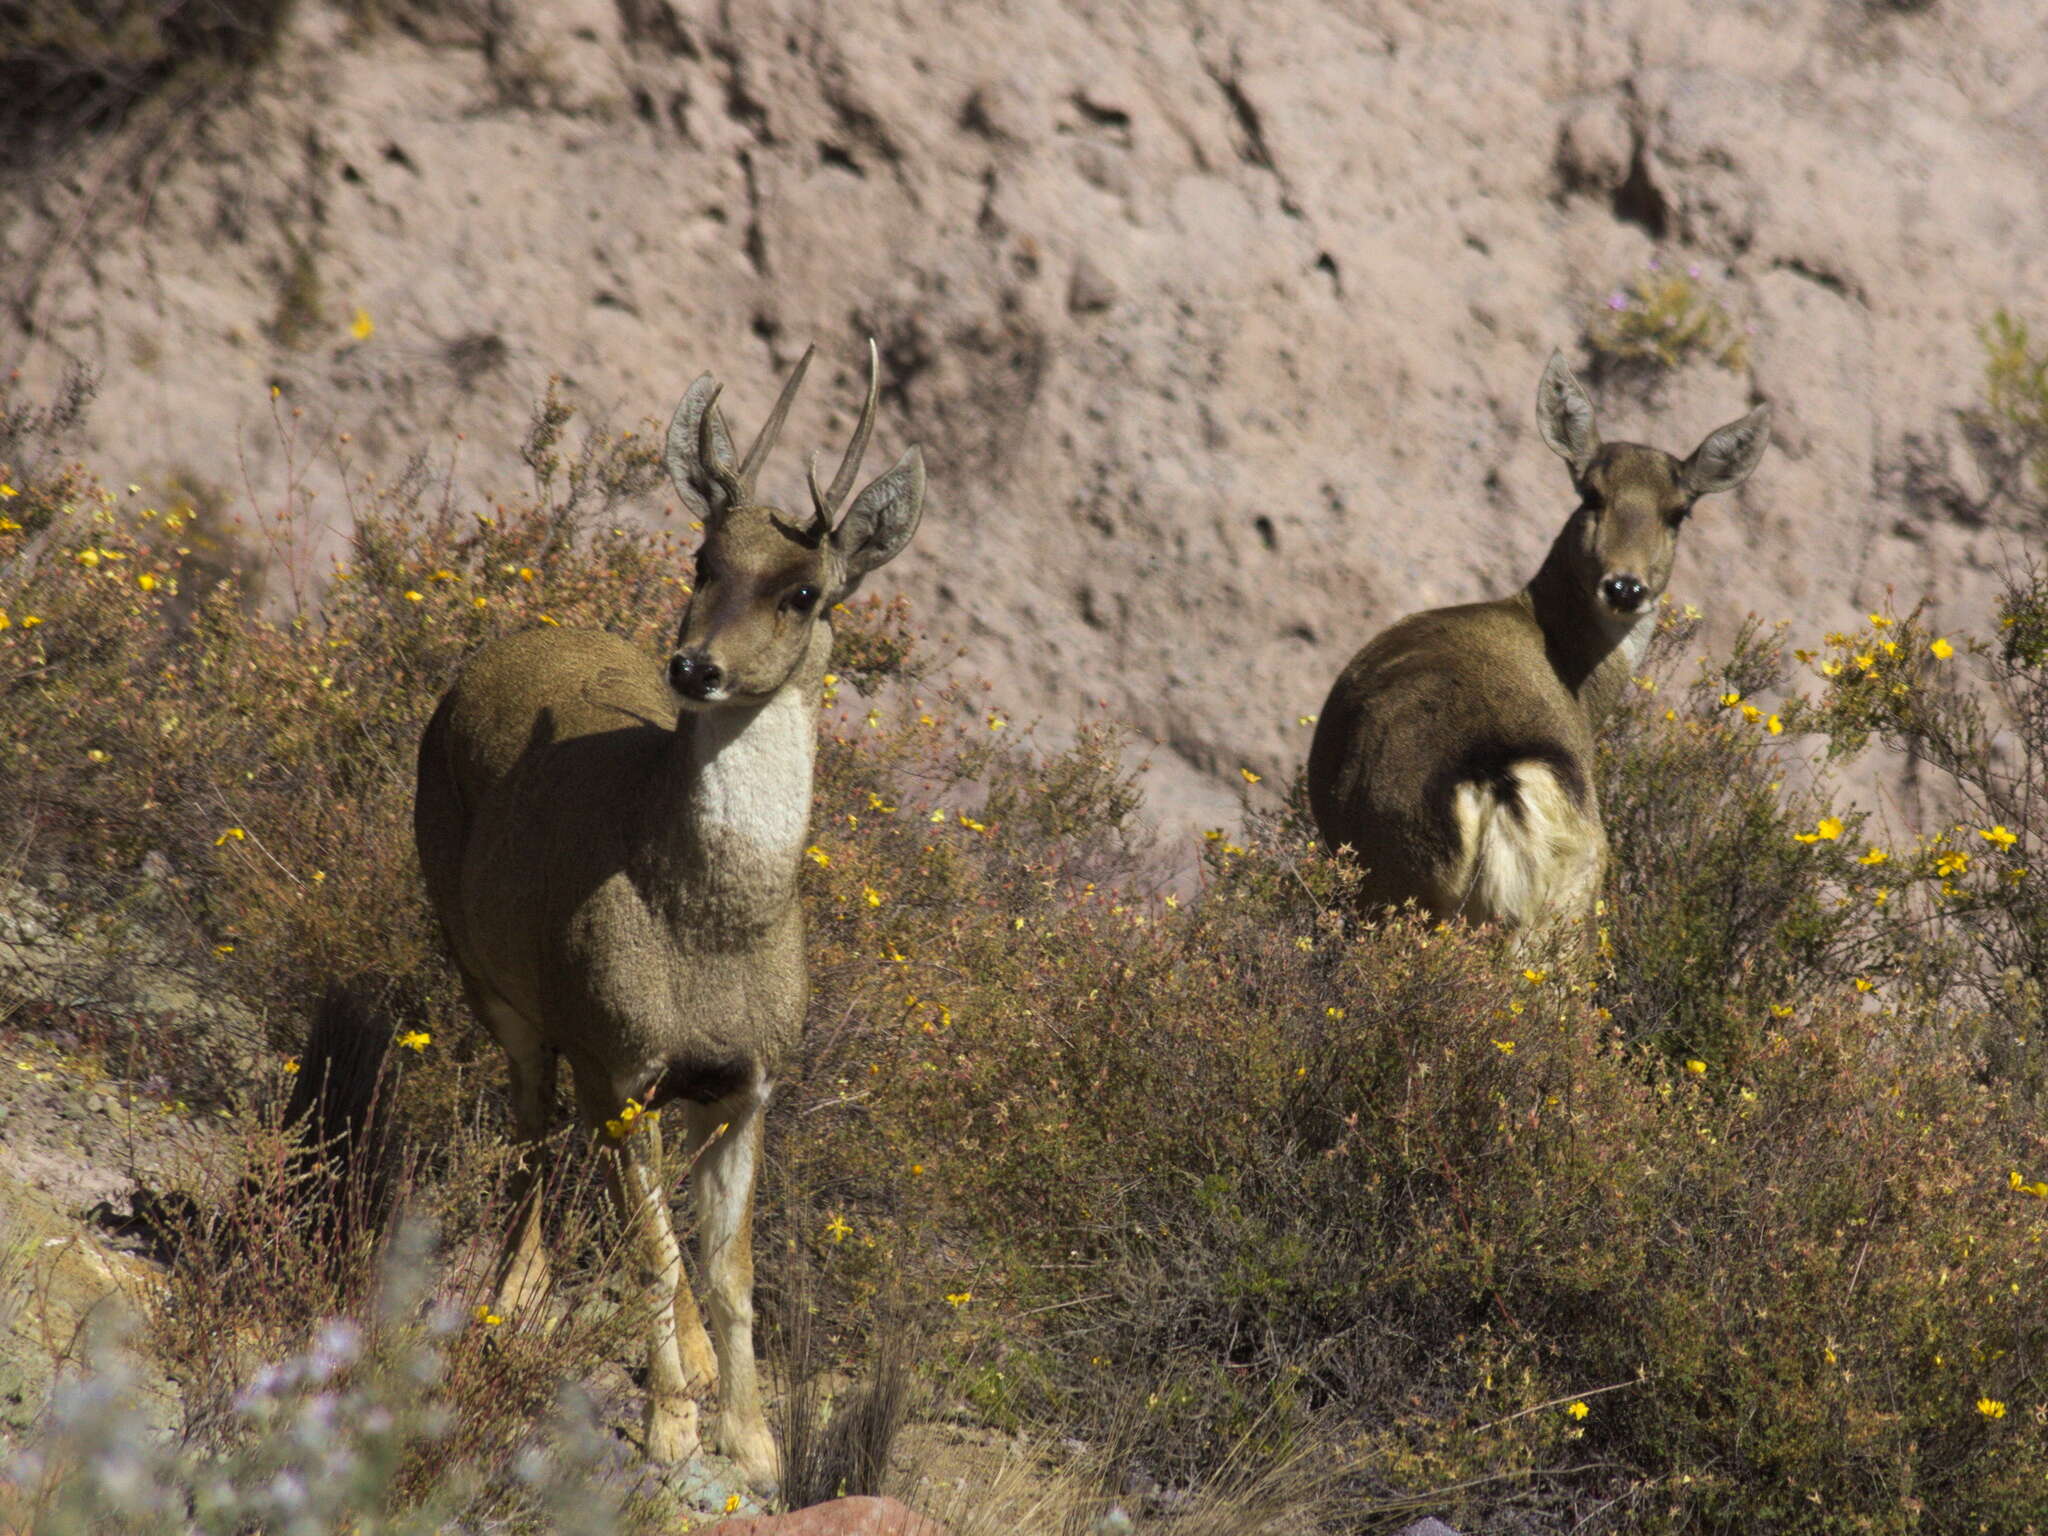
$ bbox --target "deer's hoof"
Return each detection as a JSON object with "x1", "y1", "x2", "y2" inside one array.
[
  {"x1": 718, "y1": 1417, "x2": 781, "y2": 1493},
  {"x1": 645, "y1": 1396, "x2": 702, "y2": 1464}
]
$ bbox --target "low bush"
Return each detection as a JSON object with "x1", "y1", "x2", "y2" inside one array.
[{"x1": 4, "y1": 323, "x2": 2048, "y2": 1532}]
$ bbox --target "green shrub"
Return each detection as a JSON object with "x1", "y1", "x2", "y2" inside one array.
[
  {"x1": 1587, "y1": 263, "x2": 1749, "y2": 374},
  {"x1": 7, "y1": 336, "x2": 2048, "y2": 1534}
]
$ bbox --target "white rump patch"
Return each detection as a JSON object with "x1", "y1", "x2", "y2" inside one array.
[{"x1": 1447, "y1": 760, "x2": 1602, "y2": 930}]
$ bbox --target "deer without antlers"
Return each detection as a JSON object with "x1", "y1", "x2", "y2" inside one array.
[
  {"x1": 1307, "y1": 350, "x2": 1770, "y2": 939},
  {"x1": 414, "y1": 341, "x2": 925, "y2": 1486}
]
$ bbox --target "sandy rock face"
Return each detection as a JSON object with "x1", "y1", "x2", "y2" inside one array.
[{"x1": 5, "y1": 0, "x2": 2046, "y2": 841}]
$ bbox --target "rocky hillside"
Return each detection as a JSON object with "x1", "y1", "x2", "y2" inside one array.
[{"x1": 6, "y1": 0, "x2": 2046, "y2": 833}]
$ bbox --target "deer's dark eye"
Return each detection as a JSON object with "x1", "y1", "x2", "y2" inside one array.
[{"x1": 786, "y1": 584, "x2": 821, "y2": 613}]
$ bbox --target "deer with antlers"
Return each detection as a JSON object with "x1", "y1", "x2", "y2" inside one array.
[{"x1": 414, "y1": 341, "x2": 925, "y2": 1485}]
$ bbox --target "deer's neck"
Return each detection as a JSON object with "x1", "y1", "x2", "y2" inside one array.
[
  {"x1": 637, "y1": 673, "x2": 820, "y2": 931},
  {"x1": 1522, "y1": 537, "x2": 1652, "y2": 724}
]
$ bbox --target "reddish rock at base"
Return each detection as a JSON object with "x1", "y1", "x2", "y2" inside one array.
[{"x1": 701, "y1": 1495, "x2": 950, "y2": 1536}]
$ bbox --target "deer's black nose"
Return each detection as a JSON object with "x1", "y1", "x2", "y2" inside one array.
[
  {"x1": 1601, "y1": 574, "x2": 1648, "y2": 613},
  {"x1": 668, "y1": 651, "x2": 724, "y2": 700}
]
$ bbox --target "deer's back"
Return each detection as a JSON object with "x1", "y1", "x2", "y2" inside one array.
[
  {"x1": 1307, "y1": 598, "x2": 1599, "y2": 916},
  {"x1": 416, "y1": 628, "x2": 678, "y2": 1007}
]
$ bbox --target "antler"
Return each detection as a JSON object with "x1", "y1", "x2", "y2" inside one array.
[
  {"x1": 807, "y1": 337, "x2": 882, "y2": 534},
  {"x1": 736, "y1": 343, "x2": 815, "y2": 501}
]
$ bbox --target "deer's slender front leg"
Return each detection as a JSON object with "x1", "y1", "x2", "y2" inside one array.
[
  {"x1": 574, "y1": 1066, "x2": 699, "y2": 1463},
  {"x1": 690, "y1": 1088, "x2": 777, "y2": 1488},
  {"x1": 667, "y1": 1108, "x2": 722, "y2": 1392}
]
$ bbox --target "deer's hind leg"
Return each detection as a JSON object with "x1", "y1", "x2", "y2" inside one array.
[
  {"x1": 569, "y1": 1059, "x2": 700, "y2": 1464},
  {"x1": 467, "y1": 974, "x2": 559, "y2": 1320}
]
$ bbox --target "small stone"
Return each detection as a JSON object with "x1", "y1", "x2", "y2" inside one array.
[
  {"x1": 1396, "y1": 1519, "x2": 1464, "y2": 1536},
  {"x1": 1067, "y1": 256, "x2": 1118, "y2": 316}
]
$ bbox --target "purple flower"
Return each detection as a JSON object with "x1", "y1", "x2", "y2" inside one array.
[
  {"x1": 1647, "y1": 256, "x2": 1661, "y2": 271},
  {"x1": 1607, "y1": 292, "x2": 1630, "y2": 311},
  {"x1": 1687, "y1": 263, "x2": 1702, "y2": 278}
]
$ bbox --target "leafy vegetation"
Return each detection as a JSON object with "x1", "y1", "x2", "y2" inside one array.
[
  {"x1": 2, "y1": 322, "x2": 2047, "y2": 1531},
  {"x1": 1586, "y1": 261, "x2": 1750, "y2": 374}
]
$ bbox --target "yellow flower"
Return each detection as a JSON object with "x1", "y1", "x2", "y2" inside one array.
[
  {"x1": 863, "y1": 885, "x2": 882, "y2": 907},
  {"x1": 1858, "y1": 847, "x2": 1888, "y2": 866},
  {"x1": 214, "y1": 943, "x2": 235, "y2": 957},
  {"x1": 723, "y1": 1494, "x2": 742, "y2": 1514},
  {"x1": 473, "y1": 1304, "x2": 504, "y2": 1327},
  {"x1": 1492, "y1": 1040, "x2": 1516, "y2": 1055},
  {"x1": 137, "y1": 572, "x2": 157, "y2": 591},
  {"x1": 1770, "y1": 1003, "x2": 1795, "y2": 1018},
  {"x1": 1240, "y1": 767, "x2": 1261, "y2": 784},
  {"x1": 1868, "y1": 612, "x2": 1891, "y2": 629},
  {"x1": 2008, "y1": 1171, "x2": 2048, "y2": 1200},
  {"x1": 281, "y1": 1057, "x2": 300, "y2": 1075},
  {"x1": 1820, "y1": 658, "x2": 1843, "y2": 677},
  {"x1": 350, "y1": 308, "x2": 375, "y2": 341},
  {"x1": 824, "y1": 1213, "x2": 852, "y2": 1243},
  {"x1": 0, "y1": 482, "x2": 15, "y2": 497},
  {"x1": 1853, "y1": 652, "x2": 1876, "y2": 672},
  {"x1": 1936, "y1": 850, "x2": 1971, "y2": 878},
  {"x1": 537, "y1": 614, "x2": 559, "y2": 626},
  {"x1": 944, "y1": 1290, "x2": 973, "y2": 1308},
  {"x1": 987, "y1": 714, "x2": 1007, "y2": 731},
  {"x1": 1930, "y1": 637, "x2": 1955, "y2": 660},
  {"x1": 1522, "y1": 968, "x2": 1547, "y2": 984},
  {"x1": 958, "y1": 812, "x2": 988, "y2": 833},
  {"x1": 910, "y1": 1162, "x2": 925, "y2": 1175},
  {"x1": 1794, "y1": 817, "x2": 1844, "y2": 844},
  {"x1": 75, "y1": 548, "x2": 100, "y2": 568},
  {"x1": 472, "y1": 596, "x2": 487, "y2": 609},
  {"x1": 806, "y1": 845, "x2": 831, "y2": 867},
  {"x1": 1720, "y1": 691, "x2": 1742, "y2": 708},
  {"x1": 1980, "y1": 825, "x2": 2018, "y2": 849},
  {"x1": 1685, "y1": 1059, "x2": 1707, "y2": 1076},
  {"x1": 215, "y1": 827, "x2": 246, "y2": 846},
  {"x1": 517, "y1": 566, "x2": 536, "y2": 581},
  {"x1": 1977, "y1": 1397, "x2": 2006, "y2": 1420},
  {"x1": 429, "y1": 568, "x2": 458, "y2": 582},
  {"x1": 19, "y1": 615, "x2": 38, "y2": 628},
  {"x1": 1565, "y1": 1401, "x2": 1589, "y2": 1420},
  {"x1": 1741, "y1": 703, "x2": 1761, "y2": 722},
  {"x1": 404, "y1": 590, "x2": 424, "y2": 603},
  {"x1": 1854, "y1": 978, "x2": 1875, "y2": 993},
  {"x1": 0, "y1": 519, "x2": 18, "y2": 532},
  {"x1": 1325, "y1": 1006, "x2": 1344, "y2": 1019},
  {"x1": 396, "y1": 1029, "x2": 432, "y2": 1052},
  {"x1": 867, "y1": 792, "x2": 896, "y2": 813}
]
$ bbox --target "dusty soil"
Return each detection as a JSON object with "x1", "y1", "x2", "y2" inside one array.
[{"x1": 5, "y1": 0, "x2": 2045, "y2": 844}]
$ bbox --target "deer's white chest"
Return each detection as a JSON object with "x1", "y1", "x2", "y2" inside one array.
[
  {"x1": 683, "y1": 689, "x2": 816, "y2": 866},
  {"x1": 1615, "y1": 613, "x2": 1654, "y2": 675}
]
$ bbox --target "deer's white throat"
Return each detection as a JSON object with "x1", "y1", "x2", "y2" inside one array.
[{"x1": 682, "y1": 686, "x2": 817, "y2": 864}]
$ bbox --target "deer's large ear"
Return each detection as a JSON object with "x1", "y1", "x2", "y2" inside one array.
[
  {"x1": 1681, "y1": 403, "x2": 1772, "y2": 499},
  {"x1": 665, "y1": 374, "x2": 740, "y2": 523},
  {"x1": 830, "y1": 446, "x2": 925, "y2": 598},
  {"x1": 1535, "y1": 350, "x2": 1601, "y2": 480}
]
